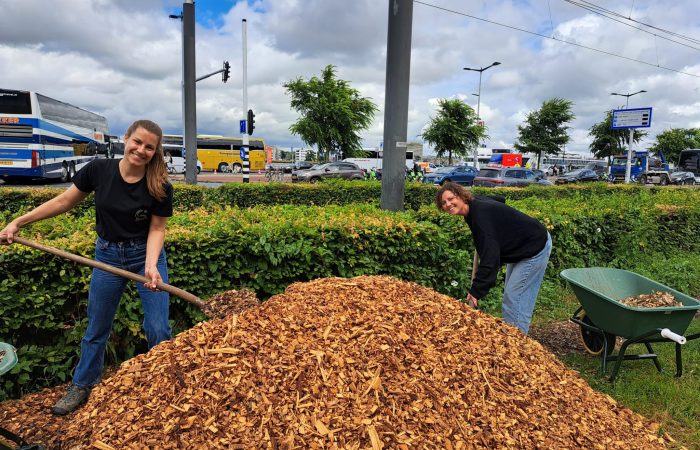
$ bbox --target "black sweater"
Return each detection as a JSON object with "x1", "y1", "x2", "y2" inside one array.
[{"x1": 465, "y1": 196, "x2": 548, "y2": 299}]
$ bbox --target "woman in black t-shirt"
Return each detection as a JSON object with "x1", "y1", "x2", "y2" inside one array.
[{"x1": 0, "y1": 119, "x2": 173, "y2": 415}]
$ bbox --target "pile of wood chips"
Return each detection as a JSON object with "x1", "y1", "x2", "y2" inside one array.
[
  {"x1": 203, "y1": 288, "x2": 261, "y2": 318},
  {"x1": 0, "y1": 276, "x2": 668, "y2": 449},
  {"x1": 620, "y1": 290, "x2": 683, "y2": 308}
]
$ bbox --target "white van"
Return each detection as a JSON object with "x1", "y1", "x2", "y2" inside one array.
[{"x1": 164, "y1": 147, "x2": 202, "y2": 174}]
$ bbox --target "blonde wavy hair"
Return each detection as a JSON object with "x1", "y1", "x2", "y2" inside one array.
[{"x1": 124, "y1": 119, "x2": 168, "y2": 201}]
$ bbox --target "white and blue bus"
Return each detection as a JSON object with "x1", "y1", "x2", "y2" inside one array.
[{"x1": 0, "y1": 89, "x2": 110, "y2": 182}]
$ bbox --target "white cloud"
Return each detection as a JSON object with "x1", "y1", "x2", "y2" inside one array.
[{"x1": 1, "y1": 0, "x2": 698, "y2": 156}]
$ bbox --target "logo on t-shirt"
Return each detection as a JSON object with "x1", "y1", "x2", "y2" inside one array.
[{"x1": 134, "y1": 209, "x2": 149, "y2": 222}]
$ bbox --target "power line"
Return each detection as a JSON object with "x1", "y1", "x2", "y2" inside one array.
[
  {"x1": 413, "y1": 0, "x2": 699, "y2": 78},
  {"x1": 563, "y1": 0, "x2": 700, "y2": 50},
  {"x1": 569, "y1": 0, "x2": 700, "y2": 45}
]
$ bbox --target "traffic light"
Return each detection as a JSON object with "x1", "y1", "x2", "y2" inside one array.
[
  {"x1": 222, "y1": 61, "x2": 230, "y2": 83},
  {"x1": 247, "y1": 109, "x2": 255, "y2": 135}
]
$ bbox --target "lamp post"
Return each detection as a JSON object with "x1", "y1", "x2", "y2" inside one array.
[
  {"x1": 611, "y1": 90, "x2": 647, "y2": 183},
  {"x1": 611, "y1": 89, "x2": 646, "y2": 109},
  {"x1": 463, "y1": 62, "x2": 501, "y2": 169}
]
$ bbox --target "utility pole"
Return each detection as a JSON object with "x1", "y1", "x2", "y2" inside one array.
[
  {"x1": 380, "y1": 0, "x2": 413, "y2": 211},
  {"x1": 181, "y1": 0, "x2": 197, "y2": 184}
]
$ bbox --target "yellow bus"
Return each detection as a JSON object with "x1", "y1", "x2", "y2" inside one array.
[{"x1": 162, "y1": 135, "x2": 267, "y2": 172}]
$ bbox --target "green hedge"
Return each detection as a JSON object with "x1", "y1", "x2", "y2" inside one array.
[{"x1": 1, "y1": 184, "x2": 699, "y2": 400}]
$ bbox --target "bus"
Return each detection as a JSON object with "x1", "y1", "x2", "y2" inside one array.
[
  {"x1": 343, "y1": 150, "x2": 414, "y2": 172},
  {"x1": 0, "y1": 89, "x2": 110, "y2": 182},
  {"x1": 162, "y1": 135, "x2": 266, "y2": 172}
]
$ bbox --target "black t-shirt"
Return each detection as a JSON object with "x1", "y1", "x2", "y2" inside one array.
[
  {"x1": 465, "y1": 196, "x2": 548, "y2": 299},
  {"x1": 72, "y1": 159, "x2": 173, "y2": 242}
]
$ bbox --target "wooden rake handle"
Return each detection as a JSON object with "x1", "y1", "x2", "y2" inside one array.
[{"x1": 11, "y1": 236, "x2": 206, "y2": 310}]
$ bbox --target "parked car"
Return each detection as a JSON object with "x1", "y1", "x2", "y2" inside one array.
[
  {"x1": 473, "y1": 167, "x2": 549, "y2": 187},
  {"x1": 293, "y1": 161, "x2": 314, "y2": 171},
  {"x1": 531, "y1": 169, "x2": 553, "y2": 185},
  {"x1": 291, "y1": 162, "x2": 365, "y2": 183},
  {"x1": 268, "y1": 162, "x2": 295, "y2": 173},
  {"x1": 554, "y1": 169, "x2": 600, "y2": 184},
  {"x1": 669, "y1": 169, "x2": 697, "y2": 185},
  {"x1": 422, "y1": 165, "x2": 478, "y2": 186}
]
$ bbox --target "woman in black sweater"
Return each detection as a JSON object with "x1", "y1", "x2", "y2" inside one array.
[{"x1": 436, "y1": 182, "x2": 551, "y2": 334}]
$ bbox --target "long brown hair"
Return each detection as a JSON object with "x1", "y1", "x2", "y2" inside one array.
[
  {"x1": 124, "y1": 119, "x2": 168, "y2": 201},
  {"x1": 435, "y1": 182, "x2": 473, "y2": 211}
]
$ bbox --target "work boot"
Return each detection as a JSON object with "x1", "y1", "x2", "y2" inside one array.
[{"x1": 51, "y1": 384, "x2": 90, "y2": 416}]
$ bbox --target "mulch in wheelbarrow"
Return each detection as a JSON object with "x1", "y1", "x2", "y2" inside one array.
[{"x1": 0, "y1": 276, "x2": 669, "y2": 449}]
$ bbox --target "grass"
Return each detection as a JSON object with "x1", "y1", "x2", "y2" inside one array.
[{"x1": 536, "y1": 285, "x2": 700, "y2": 450}]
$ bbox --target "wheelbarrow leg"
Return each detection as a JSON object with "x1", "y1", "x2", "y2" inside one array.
[
  {"x1": 608, "y1": 341, "x2": 628, "y2": 383},
  {"x1": 644, "y1": 342, "x2": 662, "y2": 373},
  {"x1": 675, "y1": 343, "x2": 683, "y2": 377}
]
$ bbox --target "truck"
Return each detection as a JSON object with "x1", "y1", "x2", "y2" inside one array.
[
  {"x1": 675, "y1": 149, "x2": 700, "y2": 184},
  {"x1": 486, "y1": 153, "x2": 523, "y2": 167},
  {"x1": 608, "y1": 150, "x2": 670, "y2": 184}
]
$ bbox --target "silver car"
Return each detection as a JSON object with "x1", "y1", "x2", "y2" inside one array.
[
  {"x1": 473, "y1": 167, "x2": 549, "y2": 187},
  {"x1": 291, "y1": 162, "x2": 365, "y2": 183}
]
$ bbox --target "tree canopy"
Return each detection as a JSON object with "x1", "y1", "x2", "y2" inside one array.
[
  {"x1": 649, "y1": 128, "x2": 700, "y2": 163},
  {"x1": 587, "y1": 110, "x2": 645, "y2": 161},
  {"x1": 420, "y1": 98, "x2": 485, "y2": 165},
  {"x1": 284, "y1": 65, "x2": 378, "y2": 161},
  {"x1": 513, "y1": 98, "x2": 575, "y2": 166}
]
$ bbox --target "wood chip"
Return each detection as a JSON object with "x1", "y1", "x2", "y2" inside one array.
[
  {"x1": 0, "y1": 276, "x2": 669, "y2": 449},
  {"x1": 620, "y1": 290, "x2": 683, "y2": 308}
]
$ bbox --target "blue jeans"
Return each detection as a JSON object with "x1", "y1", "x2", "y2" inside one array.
[
  {"x1": 72, "y1": 237, "x2": 171, "y2": 388},
  {"x1": 502, "y1": 232, "x2": 552, "y2": 335}
]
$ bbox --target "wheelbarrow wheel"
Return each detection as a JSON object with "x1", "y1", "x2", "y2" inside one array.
[{"x1": 578, "y1": 313, "x2": 616, "y2": 356}]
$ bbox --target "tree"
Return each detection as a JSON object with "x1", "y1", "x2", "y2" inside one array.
[
  {"x1": 513, "y1": 98, "x2": 575, "y2": 167},
  {"x1": 284, "y1": 65, "x2": 378, "y2": 161},
  {"x1": 649, "y1": 128, "x2": 700, "y2": 163},
  {"x1": 304, "y1": 150, "x2": 317, "y2": 162},
  {"x1": 588, "y1": 110, "x2": 646, "y2": 163},
  {"x1": 420, "y1": 98, "x2": 485, "y2": 165}
]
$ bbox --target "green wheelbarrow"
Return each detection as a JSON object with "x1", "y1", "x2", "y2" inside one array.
[
  {"x1": 1, "y1": 343, "x2": 47, "y2": 450},
  {"x1": 561, "y1": 268, "x2": 700, "y2": 382},
  {"x1": 0, "y1": 342, "x2": 17, "y2": 376}
]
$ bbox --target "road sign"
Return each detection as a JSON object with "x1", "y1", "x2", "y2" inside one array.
[
  {"x1": 240, "y1": 120, "x2": 246, "y2": 133},
  {"x1": 240, "y1": 147, "x2": 248, "y2": 161},
  {"x1": 612, "y1": 108, "x2": 652, "y2": 129}
]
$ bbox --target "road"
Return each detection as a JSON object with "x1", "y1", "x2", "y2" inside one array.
[{"x1": 0, "y1": 171, "x2": 292, "y2": 189}]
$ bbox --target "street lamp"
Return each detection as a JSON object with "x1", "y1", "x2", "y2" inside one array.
[
  {"x1": 611, "y1": 90, "x2": 647, "y2": 108},
  {"x1": 463, "y1": 61, "x2": 501, "y2": 168}
]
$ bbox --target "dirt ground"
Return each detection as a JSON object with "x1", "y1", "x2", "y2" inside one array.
[{"x1": 529, "y1": 320, "x2": 585, "y2": 356}]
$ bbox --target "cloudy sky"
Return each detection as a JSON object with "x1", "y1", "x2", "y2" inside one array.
[{"x1": 1, "y1": 0, "x2": 699, "y2": 155}]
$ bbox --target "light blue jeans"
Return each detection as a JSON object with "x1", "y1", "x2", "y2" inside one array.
[
  {"x1": 72, "y1": 237, "x2": 171, "y2": 388},
  {"x1": 502, "y1": 232, "x2": 552, "y2": 335}
]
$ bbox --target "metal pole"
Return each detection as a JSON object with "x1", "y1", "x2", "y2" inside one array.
[
  {"x1": 242, "y1": 19, "x2": 249, "y2": 183},
  {"x1": 473, "y1": 71, "x2": 483, "y2": 169},
  {"x1": 625, "y1": 128, "x2": 634, "y2": 183},
  {"x1": 182, "y1": 0, "x2": 197, "y2": 184},
  {"x1": 380, "y1": 0, "x2": 413, "y2": 211}
]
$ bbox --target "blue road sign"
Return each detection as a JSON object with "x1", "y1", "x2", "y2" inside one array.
[
  {"x1": 240, "y1": 147, "x2": 248, "y2": 161},
  {"x1": 240, "y1": 120, "x2": 246, "y2": 134},
  {"x1": 612, "y1": 108, "x2": 652, "y2": 129}
]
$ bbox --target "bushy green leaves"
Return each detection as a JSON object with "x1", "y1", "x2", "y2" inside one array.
[{"x1": 2, "y1": 184, "x2": 699, "y2": 400}]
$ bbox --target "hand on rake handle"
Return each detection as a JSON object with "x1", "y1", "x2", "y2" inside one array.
[
  {"x1": 144, "y1": 265, "x2": 163, "y2": 291},
  {"x1": 466, "y1": 293, "x2": 478, "y2": 309},
  {"x1": 0, "y1": 221, "x2": 20, "y2": 244}
]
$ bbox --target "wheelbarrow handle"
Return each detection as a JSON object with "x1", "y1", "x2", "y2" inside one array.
[
  {"x1": 11, "y1": 236, "x2": 205, "y2": 309},
  {"x1": 660, "y1": 328, "x2": 687, "y2": 345}
]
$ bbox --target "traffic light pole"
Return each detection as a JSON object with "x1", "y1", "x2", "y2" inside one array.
[{"x1": 241, "y1": 19, "x2": 249, "y2": 183}]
